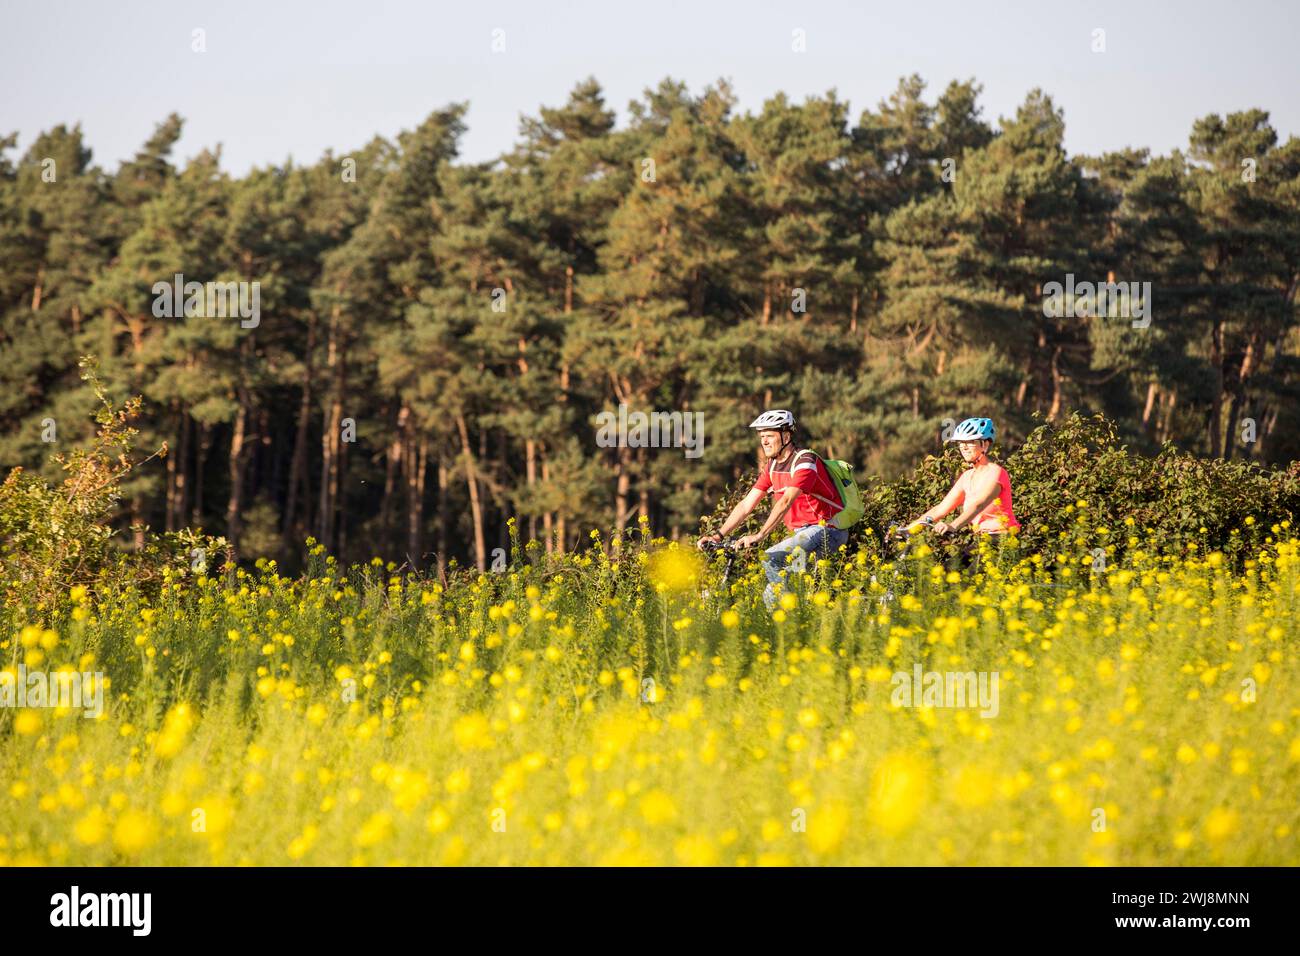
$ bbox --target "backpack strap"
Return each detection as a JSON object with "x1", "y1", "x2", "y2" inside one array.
[{"x1": 776, "y1": 449, "x2": 844, "y2": 512}]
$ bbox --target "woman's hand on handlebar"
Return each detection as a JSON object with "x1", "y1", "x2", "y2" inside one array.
[
  {"x1": 697, "y1": 532, "x2": 722, "y2": 550},
  {"x1": 897, "y1": 516, "x2": 935, "y2": 537}
]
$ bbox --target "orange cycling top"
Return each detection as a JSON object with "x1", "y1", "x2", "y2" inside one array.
[{"x1": 956, "y1": 465, "x2": 1020, "y2": 533}]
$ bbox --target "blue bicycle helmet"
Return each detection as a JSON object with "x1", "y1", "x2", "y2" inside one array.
[{"x1": 948, "y1": 417, "x2": 995, "y2": 442}]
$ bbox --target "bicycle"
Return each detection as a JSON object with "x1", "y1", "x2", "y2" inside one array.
[
  {"x1": 874, "y1": 517, "x2": 933, "y2": 605},
  {"x1": 699, "y1": 537, "x2": 744, "y2": 600}
]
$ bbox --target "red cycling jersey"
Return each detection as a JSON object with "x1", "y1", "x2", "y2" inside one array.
[{"x1": 752, "y1": 450, "x2": 841, "y2": 531}]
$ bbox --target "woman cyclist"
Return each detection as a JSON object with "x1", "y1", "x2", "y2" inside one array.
[{"x1": 904, "y1": 417, "x2": 1019, "y2": 540}]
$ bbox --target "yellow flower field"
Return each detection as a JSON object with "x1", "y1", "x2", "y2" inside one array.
[{"x1": 2, "y1": 521, "x2": 1298, "y2": 866}]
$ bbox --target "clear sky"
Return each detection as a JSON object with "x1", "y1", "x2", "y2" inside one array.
[{"x1": 2, "y1": 0, "x2": 1298, "y2": 173}]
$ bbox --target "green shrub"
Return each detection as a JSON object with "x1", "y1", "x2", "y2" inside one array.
[
  {"x1": 861, "y1": 413, "x2": 1300, "y2": 561},
  {"x1": 0, "y1": 358, "x2": 228, "y2": 609}
]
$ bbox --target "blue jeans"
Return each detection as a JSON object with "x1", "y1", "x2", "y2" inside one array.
[{"x1": 762, "y1": 524, "x2": 849, "y2": 610}]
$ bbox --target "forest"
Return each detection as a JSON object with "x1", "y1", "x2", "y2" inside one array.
[{"x1": 2, "y1": 75, "x2": 1298, "y2": 571}]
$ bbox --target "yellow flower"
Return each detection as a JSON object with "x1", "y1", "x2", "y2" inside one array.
[
  {"x1": 647, "y1": 547, "x2": 702, "y2": 593},
  {"x1": 674, "y1": 834, "x2": 719, "y2": 866},
  {"x1": 869, "y1": 752, "x2": 930, "y2": 835},
  {"x1": 112, "y1": 810, "x2": 157, "y2": 856},
  {"x1": 807, "y1": 802, "x2": 851, "y2": 855},
  {"x1": 74, "y1": 807, "x2": 108, "y2": 846},
  {"x1": 452, "y1": 713, "x2": 492, "y2": 751},
  {"x1": 1203, "y1": 807, "x2": 1239, "y2": 844},
  {"x1": 13, "y1": 711, "x2": 41, "y2": 736},
  {"x1": 355, "y1": 812, "x2": 393, "y2": 848},
  {"x1": 639, "y1": 790, "x2": 678, "y2": 826},
  {"x1": 445, "y1": 769, "x2": 471, "y2": 794},
  {"x1": 426, "y1": 805, "x2": 452, "y2": 835},
  {"x1": 287, "y1": 825, "x2": 319, "y2": 860},
  {"x1": 193, "y1": 796, "x2": 234, "y2": 837},
  {"x1": 154, "y1": 703, "x2": 195, "y2": 758},
  {"x1": 950, "y1": 765, "x2": 996, "y2": 808}
]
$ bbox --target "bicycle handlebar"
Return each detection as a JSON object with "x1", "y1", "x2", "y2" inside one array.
[
  {"x1": 699, "y1": 536, "x2": 742, "y2": 554},
  {"x1": 888, "y1": 516, "x2": 935, "y2": 541}
]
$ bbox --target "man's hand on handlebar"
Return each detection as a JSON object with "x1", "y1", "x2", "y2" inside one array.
[
  {"x1": 697, "y1": 532, "x2": 723, "y2": 550},
  {"x1": 700, "y1": 532, "x2": 764, "y2": 553}
]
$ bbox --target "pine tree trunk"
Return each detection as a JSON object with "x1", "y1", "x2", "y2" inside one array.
[
  {"x1": 1225, "y1": 393, "x2": 1246, "y2": 461},
  {"x1": 165, "y1": 404, "x2": 179, "y2": 533},
  {"x1": 284, "y1": 362, "x2": 313, "y2": 549},
  {"x1": 525, "y1": 438, "x2": 537, "y2": 541},
  {"x1": 456, "y1": 414, "x2": 487, "y2": 572},
  {"x1": 131, "y1": 496, "x2": 145, "y2": 551},
  {"x1": 226, "y1": 397, "x2": 249, "y2": 557},
  {"x1": 318, "y1": 305, "x2": 344, "y2": 548},
  {"x1": 541, "y1": 455, "x2": 553, "y2": 554},
  {"x1": 1141, "y1": 382, "x2": 1158, "y2": 438},
  {"x1": 1035, "y1": 328, "x2": 1050, "y2": 416},
  {"x1": 1207, "y1": 318, "x2": 1224, "y2": 456},
  {"x1": 408, "y1": 433, "x2": 427, "y2": 568},
  {"x1": 1159, "y1": 388, "x2": 1178, "y2": 445},
  {"x1": 192, "y1": 423, "x2": 209, "y2": 526},
  {"x1": 1047, "y1": 347, "x2": 1063, "y2": 421},
  {"x1": 614, "y1": 447, "x2": 630, "y2": 534},
  {"x1": 176, "y1": 409, "x2": 191, "y2": 529},
  {"x1": 1257, "y1": 406, "x2": 1279, "y2": 460},
  {"x1": 557, "y1": 270, "x2": 573, "y2": 543},
  {"x1": 436, "y1": 453, "x2": 449, "y2": 579},
  {"x1": 498, "y1": 430, "x2": 510, "y2": 556},
  {"x1": 1226, "y1": 334, "x2": 1263, "y2": 460},
  {"x1": 382, "y1": 405, "x2": 406, "y2": 543}
]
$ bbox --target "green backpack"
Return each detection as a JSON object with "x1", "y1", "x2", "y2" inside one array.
[{"x1": 776, "y1": 450, "x2": 865, "y2": 531}]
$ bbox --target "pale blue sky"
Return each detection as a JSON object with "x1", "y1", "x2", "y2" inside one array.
[{"x1": 2, "y1": 0, "x2": 1298, "y2": 173}]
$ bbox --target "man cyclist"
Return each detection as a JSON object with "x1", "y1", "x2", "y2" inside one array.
[{"x1": 698, "y1": 410, "x2": 849, "y2": 610}]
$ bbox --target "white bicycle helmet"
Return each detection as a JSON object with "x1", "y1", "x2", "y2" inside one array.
[{"x1": 749, "y1": 409, "x2": 795, "y2": 431}]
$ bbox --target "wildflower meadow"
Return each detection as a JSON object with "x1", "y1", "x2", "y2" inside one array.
[{"x1": 3, "y1": 510, "x2": 1297, "y2": 866}]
